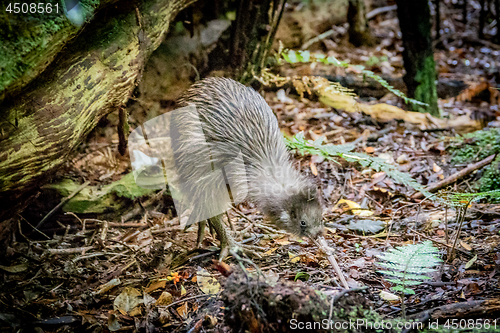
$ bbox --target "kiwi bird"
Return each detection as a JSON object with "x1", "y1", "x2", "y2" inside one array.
[{"x1": 171, "y1": 77, "x2": 323, "y2": 258}]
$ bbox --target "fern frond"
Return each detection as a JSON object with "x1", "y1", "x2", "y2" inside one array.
[
  {"x1": 285, "y1": 133, "x2": 434, "y2": 199},
  {"x1": 377, "y1": 241, "x2": 441, "y2": 296},
  {"x1": 436, "y1": 190, "x2": 500, "y2": 207}
]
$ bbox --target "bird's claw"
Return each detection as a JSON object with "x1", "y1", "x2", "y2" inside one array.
[{"x1": 219, "y1": 239, "x2": 266, "y2": 260}]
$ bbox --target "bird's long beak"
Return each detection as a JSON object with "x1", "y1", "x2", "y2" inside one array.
[{"x1": 309, "y1": 235, "x2": 349, "y2": 289}]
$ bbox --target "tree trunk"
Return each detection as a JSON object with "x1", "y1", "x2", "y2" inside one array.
[
  {"x1": 347, "y1": 0, "x2": 375, "y2": 47},
  {"x1": 395, "y1": 0, "x2": 439, "y2": 116},
  {"x1": 435, "y1": 0, "x2": 441, "y2": 40},
  {"x1": 495, "y1": 0, "x2": 500, "y2": 43},
  {"x1": 479, "y1": 0, "x2": 486, "y2": 39},
  {"x1": 0, "y1": 0, "x2": 194, "y2": 220},
  {"x1": 229, "y1": 0, "x2": 287, "y2": 83}
]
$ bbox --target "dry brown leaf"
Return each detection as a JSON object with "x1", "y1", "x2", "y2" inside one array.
[
  {"x1": 145, "y1": 279, "x2": 166, "y2": 294},
  {"x1": 456, "y1": 82, "x2": 500, "y2": 104},
  {"x1": 288, "y1": 252, "x2": 302, "y2": 263},
  {"x1": 196, "y1": 267, "x2": 220, "y2": 294},
  {"x1": 156, "y1": 291, "x2": 174, "y2": 306},
  {"x1": 320, "y1": 93, "x2": 481, "y2": 132},
  {"x1": 176, "y1": 302, "x2": 189, "y2": 319},
  {"x1": 310, "y1": 161, "x2": 318, "y2": 176},
  {"x1": 264, "y1": 247, "x2": 278, "y2": 255},
  {"x1": 460, "y1": 240, "x2": 472, "y2": 251},
  {"x1": 94, "y1": 278, "x2": 121, "y2": 296},
  {"x1": 333, "y1": 199, "x2": 374, "y2": 217},
  {"x1": 113, "y1": 287, "x2": 142, "y2": 314}
]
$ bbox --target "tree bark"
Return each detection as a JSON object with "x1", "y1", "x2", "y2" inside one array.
[
  {"x1": 479, "y1": 0, "x2": 486, "y2": 39},
  {"x1": 229, "y1": 0, "x2": 287, "y2": 83},
  {"x1": 348, "y1": 0, "x2": 375, "y2": 47},
  {"x1": 0, "y1": 0, "x2": 194, "y2": 219},
  {"x1": 395, "y1": 0, "x2": 439, "y2": 116},
  {"x1": 435, "y1": 0, "x2": 441, "y2": 40}
]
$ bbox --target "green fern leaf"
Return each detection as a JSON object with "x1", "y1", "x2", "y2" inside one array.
[
  {"x1": 392, "y1": 285, "x2": 416, "y2": 295},
  {"x1": 377, "y1": 241, "x2": 441, "y2": 295},
  {"x1": 285, "y1": 134, "x2": 433, "y2": 199}
]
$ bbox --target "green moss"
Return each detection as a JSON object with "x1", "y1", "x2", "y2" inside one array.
[
  {"x1": 0, "y1": 0, "x2": 100, "y2": 99},
  {"x1": 450, "y1": 128, "x2": 500, "y2": 164},
  {"x1": 449, "y1": 128, "x2": 500, "y2": 192},
  {"x1": 43, "y1": 174, "x2": 156, "y2": 214},
  {"x1": 479, "y1": 155, "x2": 500, "y2": 192},
  {"x1": 413, "y1": 55, "x2": 439, "y2": 116}
]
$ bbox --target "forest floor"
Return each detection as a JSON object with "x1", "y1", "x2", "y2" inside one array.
[{"x1": 1, "y1": 0, "x2": 499, "y2": 332}]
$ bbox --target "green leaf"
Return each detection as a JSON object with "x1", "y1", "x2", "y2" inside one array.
[
  {"x1": 294, "y1": 272, "x2": 310, "y2": 281},
  {"x1": 377, "y1": 241, "x2": 441, "y2": 299}
]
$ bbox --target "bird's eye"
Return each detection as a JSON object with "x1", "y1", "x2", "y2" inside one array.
[{"x1": 300, "y1": 220, "x2": 306, "y2": 227}]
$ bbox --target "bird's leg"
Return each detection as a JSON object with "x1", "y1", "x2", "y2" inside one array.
[
  {"x1": 196, "y1": 221, "x2": 206, "y2": 249},
  {"x1": 208, "y1": 214, "x2": 266, "y2": 260}
]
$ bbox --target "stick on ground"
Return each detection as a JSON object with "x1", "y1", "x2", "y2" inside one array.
[{"x1": 412, "y1": 154, "x2": 496, "y2": 199}]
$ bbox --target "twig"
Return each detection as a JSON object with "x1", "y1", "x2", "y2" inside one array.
[
  {"x1": 162, "y1": 294, "x2": 212, "y2": 310},
  {"x1": 18, "y1": 214, "x2": 50, "y2": 240},
  {"x1": 122, "y1": 189, "x2": 165, "y2": 222},
  {"x1": 332, "y1": 287, "x2": 368, "y2": 303},
  {"x1": 463, "y1": 36, "x2": 500, "y2": 49},
  {"x1": 404, "y1": 298, "x2": 500, "y2": 333},
  {"x1": 448, "y1": 203, "x2": 471, "y2": 261},
  {"x1": 84, "y1": 221, "x2": 149, "y2": 228},
  {"x1": 47, "y1": 244, "x2": 125, "y2": 255},
  {"x1": 301, "y1": 30, "x2": 335, "y2": 50},
  {"x1": 301, "y1": 5, "x2": 397, "y2": 50},
  {"x1": 408, "y1": 229, "x2": 470, "y2": 255},
  {"x1": 412, "y1": 154, "x2": 496, "y2": 199},
  {"x1": 36, "y1": 181, "x2": 91, "y2": 229},
  {"x1": 366, "y1": 5, "x2": 397, "y2": 19},
  {"x1": 47, "y1": 246, "x2": 95, "y2": 254},
  {"x1": 150, "y1": 226, "x2": 183, "y2": 234}
]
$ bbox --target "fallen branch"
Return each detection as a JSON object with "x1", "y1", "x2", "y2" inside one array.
[
  {"x1": 301, "y1": 30, "x2": 336, "y2": 50},
  {"x1": 412, "y1": 154, "x2": 496, "y2": 199}
]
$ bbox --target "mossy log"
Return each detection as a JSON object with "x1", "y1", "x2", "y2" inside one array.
[
  {"x1": 0, "y1": 0, "x2": 115, "y2": 101},
  {"x1": 0, "y1": 0, "x2": 194, "y2": 219}
]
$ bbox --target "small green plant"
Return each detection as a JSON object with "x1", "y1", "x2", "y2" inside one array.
[
  {"x1": 354, "y1": 243, "x2": 362, "y2": 252},
  {"x1": 377, "y1": 241, "x2": 441, "y2": 318},
  {"x1": 294, "y1": 271, "x2": 310, "y2": 281},
  {"x1": 436, "y1": 190, "x2": 500, "y2": 259},
  {"x1": 285, "y1": 132, "x2": 434, "y2": 199}
]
